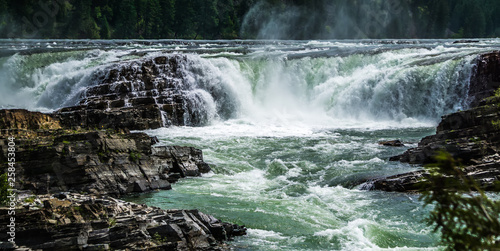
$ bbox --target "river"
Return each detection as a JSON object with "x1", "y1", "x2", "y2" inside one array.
[{"x1": 2, "y1": 39, "x2": 500, "y2": 250}]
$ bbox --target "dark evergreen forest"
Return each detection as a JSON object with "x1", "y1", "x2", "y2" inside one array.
[{"x1": 0, "y1": 0, "x2": 499, "y2": 39}]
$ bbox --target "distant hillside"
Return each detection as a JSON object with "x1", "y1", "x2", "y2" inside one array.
[{"x1": 0, "y1": 0, "x2": 499, "y2": 39}]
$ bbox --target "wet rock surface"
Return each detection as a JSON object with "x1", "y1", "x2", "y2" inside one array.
[
  {"x1": 468, "y1": 51, "x2": 500, "y2": 107},
  {"x1": 370, "y1": 154, "x2": 500, "y2": 192},
  {"x1": 390, "y1": 99, "x2": 500, "y2": 165},
  {"x1": 55, "y1": 104, "x2": 165, "y2": 130},
  {"x1": 0, "y1": 193, "x2": 246, "y2": 251},
  {"x1": 0, "y1": 109, "x2": 212, "y2": 196},
  {"x1": 55, "y1": 54, "x2": 237, "y2": 129},
  {"x1": 0, "y1": 114, "x2": 210, "y2": 197},
  {"x1": 0, "y1": 109, "x2": 246, "y2": 249},
  {"x1": 378, "y1": 140, "x2": 405, "y2": 147}
]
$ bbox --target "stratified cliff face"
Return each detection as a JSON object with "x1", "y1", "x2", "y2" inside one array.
[
  {"x1": 371, "y1": 52, "x2": 500, "y2": 192},
  {"x1": 0, "y1": 109, "x2": 246, "y2": 250},
  {"x1": 54, "y1": 55, "x2": 229, "y2": 130},
  {"x1": 53, "y1": 56, "x2": 187, "y2": 130},
  {"x1": 468, "y1": 52, "x2": 500, "y2": 107},
  {"x1": 0, "y1": 110, "x2": 210, "y2": 196},
  {"x1": 0, "y1": 193, "x2": 246, "y2": 251},
  {"x1": 0, "y1": 109, "x2": 61, "y2": 130}
]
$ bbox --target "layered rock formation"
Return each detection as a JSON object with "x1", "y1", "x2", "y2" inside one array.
[
  {"x1": 55, "y1": 56, "x2": 187, "y2": 130},
  {"x1": 467, "y1": 52, "x2": 500, "y2": 107},
  {"x1": 0, "y1": 193, "x2": 246, "y2": 250},
  {"x1": 0, "y1": 109, "x2": 61, "y2": 130},
  {"x1": 0, "y1": 109, "x2": 246, "y2": 249},
  {"x1": 55, "y1": 54, "x2": 236, "y2": 130},
  {"x1": 1, "y1": 110, "x2": 210, "y2": 196},
  {"x1": 371, "y1": 51, "x2": 500, "y2": 192}
]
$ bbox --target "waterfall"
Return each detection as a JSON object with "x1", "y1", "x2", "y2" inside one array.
[{"x1": 0, "y1": 40, "x2": 493, "y2": 127}]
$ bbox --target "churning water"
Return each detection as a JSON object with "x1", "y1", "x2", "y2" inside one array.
[{"x1": 2, "y1": 39, "x2": 500, "y2": 250}]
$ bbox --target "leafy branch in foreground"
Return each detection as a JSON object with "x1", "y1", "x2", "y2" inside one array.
[{"x1": 420, "y1": 151, "x2": 500, "y2": 250}]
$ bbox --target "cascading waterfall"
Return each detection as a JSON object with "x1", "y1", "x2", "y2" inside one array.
[
  {"x1": 0, "y1": 41, "x2": 481, "y2": 127},
  {"x1": 2, "y1": 39, "x2": 499, "y2": 250}
]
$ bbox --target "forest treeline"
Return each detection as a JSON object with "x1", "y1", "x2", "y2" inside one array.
[{"x1": 0, "y1": 0, "x2": 499, "y2": 39}]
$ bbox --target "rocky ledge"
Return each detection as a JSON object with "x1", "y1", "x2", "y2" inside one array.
[
  {"x1": 370, "y1": 51, "x2": 500, "y2": 192},
  {"x1": 54, "y1": 54, "x2": 237, "y2": 130},
  {"x1": 0, "y1": 109, "x2": 246, "y2": 249},
  {"x1": 0, "y1": 193, "x2": 245, "y2": 250},
  {"x1": 1, "y1": 109, "x2": 210, "y2": 197}
]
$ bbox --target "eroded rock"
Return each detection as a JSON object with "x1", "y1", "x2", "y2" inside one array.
[
  {"x1": 54, "y1": 54, "x2": 237, "y2": 129},
  {"x1": 378, "y1": 140, "x2": 405, "y2": 147},
  {"x1": 468, "y1": 51, "x2": 500, "y2": 107},
  {"x1": 0, "y1": 193, "x2": 246, "y2": 250},
  {"x1": 0, "y1": 129, "x2": 210, "y2": 196}
]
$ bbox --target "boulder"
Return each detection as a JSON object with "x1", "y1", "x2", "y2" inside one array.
[{"x1": 378, "y1": 140, "x2": 405, "y2": 147}]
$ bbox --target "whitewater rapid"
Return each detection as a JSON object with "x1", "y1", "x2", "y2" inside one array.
[
  {"x1": 2, "y1": 39, "x2": 500, "y2": 250},
  {"x1": 0, "y1": 39, "x2": 496, "y2": 127}
]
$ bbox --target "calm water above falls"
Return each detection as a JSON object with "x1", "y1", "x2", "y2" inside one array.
[{"x1": 2, "y1": 39, "x2": 500, "y2": 250}]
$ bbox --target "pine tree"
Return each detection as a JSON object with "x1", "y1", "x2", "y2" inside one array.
[
  {"x1": 194, "y1": 0, "x2": 218, "y2": 39},
  {"x1": 115, "y1": 0, "x2": 137, "y2": 38},
  {"x1": 159, "y1": 0, "x2": 175, "y2": 38},
  {"x1": 218, "y1": 0, "x2": 238, "y2": 38},
  {"x1": 173, "y1": 0, "x2": 195, "y2": 38},
  {"x1": 420, "y1": 151, "x2": 500, "y2": 250},
  {"x1": 100, "y1": 16, "x2": 111, "y2": 39},
  {"x1": 463, "y1": 1, "x2": 486, "y2": 38}
]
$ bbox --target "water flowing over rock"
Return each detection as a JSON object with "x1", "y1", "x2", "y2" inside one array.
[
  {"x1": 0, "y1": 193, "x2": 246, "y2": 250},
  {"x1": 371, "y1": 52, "x2": 500, "y2": 192},
  {"x1": 55, "y1": 54, "x2": 238, "y2": 129}
]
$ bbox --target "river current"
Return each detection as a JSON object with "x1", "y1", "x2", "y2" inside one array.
[{"x1": 2, "y1": 39, "x2": 500, "y2": 250}]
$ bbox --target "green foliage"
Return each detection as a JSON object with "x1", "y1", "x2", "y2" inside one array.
[
  {"x1": 24, "y1": 195, "x2": 36, "y2": 203},
  {"x1": 0, "y1": 173, "x2": 9, "y2": 206},
  {"x1": 2, "y1": 0, "x2": 500, "y2": 39},
  {"x1": 491, "y1": 120, "x2": 500, "y2": 130},
  {"x1": 420, "y1": 151, "x2": 500, "y2": 250},
  {"x1": 153, "y1": 232, "x2": 167, "y2": 243},
  {"x1": 129, "y1": 151, "x2": 141, "y2": 162},
  {"x1": 108, "y1": 217, "x2": 117, "y2": 227}
]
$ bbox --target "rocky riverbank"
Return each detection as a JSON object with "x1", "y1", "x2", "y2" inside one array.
[
  {"x1": 370, "y1": 51, "x2": 500, "y2": 192},
  {"x1": 0, "y1": 109, "x2": 211, "y2": 196},
  {"x1": 0, "y1": 193, "x2": 245, "y2": 250},
  {"x1": 0, "y1": 109, "x2": 246, "y2": 250}
]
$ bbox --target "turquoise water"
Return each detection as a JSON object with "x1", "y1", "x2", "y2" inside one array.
[
  {"x1": 3, "y1": 39, "x2": 500, "y2": 250},
  {"x1": 126, "y1": 125, "x2": 441, "y2": 250}
]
